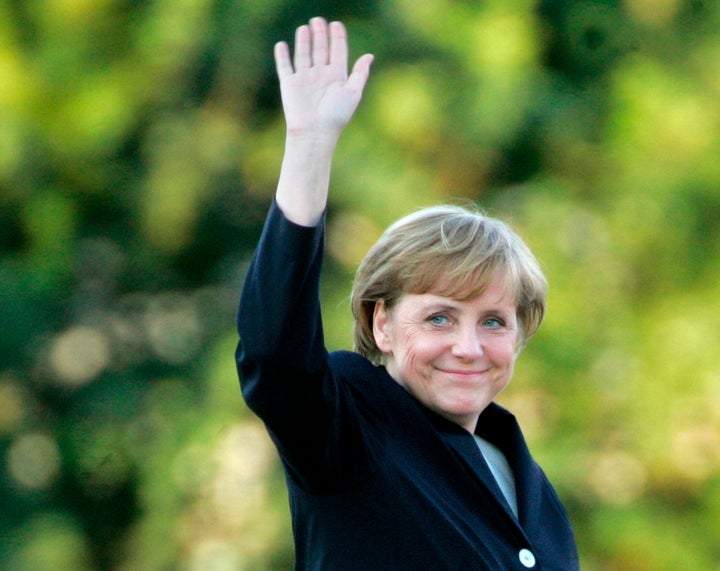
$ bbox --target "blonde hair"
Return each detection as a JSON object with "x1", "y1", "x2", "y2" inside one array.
[{"x1": 350, "y1": 204, "x2": 547, "y2": 364}]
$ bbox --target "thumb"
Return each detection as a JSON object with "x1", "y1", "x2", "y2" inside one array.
[{"x1": 347, "y1": 53, "x2": 374, "y2": 95}]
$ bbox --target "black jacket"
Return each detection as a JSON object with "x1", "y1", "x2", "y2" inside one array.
[{"x1": 236, "y1": 202, "x2": 580, "y2": 570}]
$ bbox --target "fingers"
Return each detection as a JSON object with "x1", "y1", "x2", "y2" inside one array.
[
  {"x1": 274, "y1": 41, "x2": 293, "y2": 79},
  {"x1": 277, "y1": 17, "x2": 372, "y2": 83},
  {"x1": 328, "y1": 20, "x2": 348, "y2": 71},
  {"x1": 293, "y1": 23, "x2": 311, "y2": 70},
  {"x1": 286, "y1": 18, "x2": 349, "y2": 71},
  {"x1": 293, "y1": 18, "x2": 330, "y2": 71},
  {"x1": 311, "y1": 17, "x2": 329, "y2": 66}
]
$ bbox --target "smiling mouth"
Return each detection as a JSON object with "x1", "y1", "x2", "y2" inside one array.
[{"x1": 439, "y1": 368, "x2": 489, "y2": 377}]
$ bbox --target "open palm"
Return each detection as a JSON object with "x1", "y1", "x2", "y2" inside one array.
[{"x1": 275, "y1": 18, "x2": 373, "y2": 136}]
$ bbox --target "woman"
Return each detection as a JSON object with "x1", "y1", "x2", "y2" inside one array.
[{"x1": 236, "y1": 17, "x2": 579, "y2": 570}]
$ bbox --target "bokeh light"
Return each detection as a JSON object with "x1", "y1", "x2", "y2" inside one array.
[{"x1": 0, "y1": 1, "x2": 718, "y2": 570}]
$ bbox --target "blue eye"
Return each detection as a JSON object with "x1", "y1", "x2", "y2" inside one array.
[
  {"x1": 483, "y1": 317, "x2": 502, "y2": 328},
  {"x1": 429, "y1": 314, "x2": 449, "y2": 326}
]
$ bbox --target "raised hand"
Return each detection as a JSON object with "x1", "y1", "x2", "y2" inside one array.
[
  {"x1": 273, "y1": 17, "x2": 373, "y2": 226},
  {"x1": 274, "y1": 17, "x2": 374, "y2": 138}
]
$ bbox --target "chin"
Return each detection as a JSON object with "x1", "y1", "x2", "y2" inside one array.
[{"x1": 440, "y1": 402, "x2": 485, "y2": 423}]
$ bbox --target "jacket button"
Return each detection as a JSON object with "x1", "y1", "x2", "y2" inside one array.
[{"x1": 519, "y1": 548, "x2": 536, "y2": 568}]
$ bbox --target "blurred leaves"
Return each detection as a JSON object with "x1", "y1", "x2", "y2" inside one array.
[{"x1": 0, "y1": 0, "x2": 719, "y2": 570}]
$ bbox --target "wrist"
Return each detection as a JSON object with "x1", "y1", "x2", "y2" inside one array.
[
  {"x1": 284, "y1": 128, "x2": 341, "y2": 151},
  {"x1": 282, "y1": 130, "x2": 340, "y2": 173},
  {"x1": 275, "y1": 132, "x2": 337, "y2": 227}
]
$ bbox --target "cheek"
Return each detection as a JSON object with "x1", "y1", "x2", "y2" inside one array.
[
  {"x1": 496, "y1": 341, "x2": 518, "y2": 369},
  {"x1": 398, "y1": 329, "x2": 446, "y2": 365},
  {"x1": 506, "y1": 358, "x2": 516, "y2": 376}
]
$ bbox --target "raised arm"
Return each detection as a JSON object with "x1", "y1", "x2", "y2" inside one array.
[{"x1": 274, "y1": 17, "x2": 373, "y2": 226}]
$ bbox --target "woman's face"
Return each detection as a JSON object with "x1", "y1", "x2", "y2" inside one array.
[{"x1": 372, "y1": 277, "x2": 519, "y2": 432}]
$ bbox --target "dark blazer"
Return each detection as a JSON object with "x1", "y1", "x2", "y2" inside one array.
[{"x1": 236, "y1": 202, "x2": 580, "y2": 570}]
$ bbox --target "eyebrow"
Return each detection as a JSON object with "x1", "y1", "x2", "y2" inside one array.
[
  {"x1": 425, "y1": 302, "x2": 459, "y2": 311},
  {"x1": 422, "y1": 299, "x2": 517, "y2": 318},
  {"x1": 422, "y1": 301, "x2": 514, "y2": 317},
  {"x1": 418, "y1": 299, "x2": 461, "y2": 313}
]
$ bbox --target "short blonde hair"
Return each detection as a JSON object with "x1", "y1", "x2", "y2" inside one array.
[{"x1": 350, "y1": 204, "x2": 547, "y2": 364}]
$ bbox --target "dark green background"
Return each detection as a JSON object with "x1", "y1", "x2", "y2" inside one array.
[{"x1": 1, "y1": 0, "x2": 719, "y2": 569}]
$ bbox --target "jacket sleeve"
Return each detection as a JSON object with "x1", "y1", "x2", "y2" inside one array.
[{"x1": 236, "y1": 200, "x2": 371, "y2": 491}]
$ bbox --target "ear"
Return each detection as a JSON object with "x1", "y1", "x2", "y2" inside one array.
[{"x1": 372, "y1": 299, "x2": 393, "y2": 354}]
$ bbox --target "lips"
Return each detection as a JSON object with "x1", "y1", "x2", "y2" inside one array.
[{"x1": 437, "y1": 367, "x2": 490, "y2": 378}]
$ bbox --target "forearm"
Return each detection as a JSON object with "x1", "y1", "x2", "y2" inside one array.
[
  {"x1": 237, "y1": 200, "x2": 326, "y2": 372},
  {"x1": 275, "y1": 131, "x2": 339, "y2": 227},
  {"x1": 272, "y1": 17, "x2": 372, "y2": 226}
]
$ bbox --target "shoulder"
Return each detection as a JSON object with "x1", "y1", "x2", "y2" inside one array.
[
  {"x1": 329, "y1": 350, "x2": 391, "y2": 397},
  {"x1": 328, "y1": 351, "x2": 404, "y2": 406},
  {"x1": 329, "y1": 349, "x2": 376, "y2": 372},
  {"x1": 328, "y1": 350, "x2": 431, "y2": 425}
]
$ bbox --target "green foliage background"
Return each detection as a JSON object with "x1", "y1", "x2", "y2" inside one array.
[{"x1": 1, "y1": 0, "x2": 719, "y2": 569}]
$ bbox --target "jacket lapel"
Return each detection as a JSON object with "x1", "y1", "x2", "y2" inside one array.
[
  {"x1": 475, "y1": 404, "x2": 545, "y2": 531},
  {"x1": 423, "y1": 409, "x2": 520, "y2": 522}
]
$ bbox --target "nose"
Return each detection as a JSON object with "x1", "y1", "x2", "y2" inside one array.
[{"x1": 451, "y1": 326, "x2": 484, "y2": 359}]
